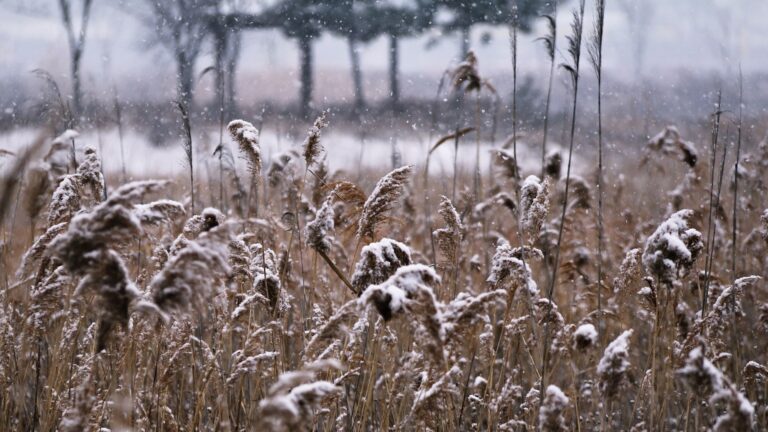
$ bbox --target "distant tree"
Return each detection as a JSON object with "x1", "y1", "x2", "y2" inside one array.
[
  {"x1": 365, "y1": 0, "x2": 435, "y2": 110},
  {"x1": 435, "y1": 0, "x2": 546, "y2": 59},
  {"x1": 56, "y1": 0, "x2": 94, "y2": 122},
  {"x1": 266, "y1": 0, "x2": 330, "y2": 119},
  {"x1": 322, "y1": 0, "x2": 378, "y2": 115},
  {"x1": 140, "y1": 0, "x2": 219, "y2": 108}
]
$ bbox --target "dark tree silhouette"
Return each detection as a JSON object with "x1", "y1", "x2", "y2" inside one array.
[{"x1": 57, "y1": 0, "x2": 94, "y2": 122}]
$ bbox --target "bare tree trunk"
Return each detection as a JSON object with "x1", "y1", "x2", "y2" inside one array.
[
  {"x1": 299, "y1": 34, "x2": 314, "y2": 119},
  {"x1": 71, "y1": 46, "x2": 83, "y2": 119},
  {"x1": 388, "y1": 33, "x2": 400, "y2": 111},
  {"x1": 225, "y1": 30, "x2": 241, "y2": 119},
  {"x1": 459, "y1": 26, "x2": 471, "y2": 59},
  {"x1": 347, "y1": 37, "x2": 365, "y2": 115},
  {"x1": 213, "y1": 25, "x2": 227, "y2": 118},
  {"x1": 57, "y1": 0, "x2": 93, "y2": 122}
]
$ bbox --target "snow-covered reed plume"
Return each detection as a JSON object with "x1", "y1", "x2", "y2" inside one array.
[
  {"x1": 487, "y1": 238, "x2": 540, "y2": 297},
  {"x1": 306, "y1": 196, "x2": 334, "y2": 255},
  {"x1": 228, "y1": 119, "x2": 262, "y2": 183},
  {"x1": 47, "y1": 146, "x2": 105, "y2": 226},
  {"x1": 612, "y1": 248, "x2": 642, "y2": 296},
  {"x1": 359, "y1": 264, "x2": 444, "y2": 363},
  {"x1": 302, "y1": 110, "x2": 329, "y2": 169},
  {"x1": 520, "y1": 175, "x2": 550, "y2": 242},
  {"x1": 597, "y1": 329, "x2": 633, "y2": 398},
  {"x1": 351, "y1": 237, "x2": 411, "y2": 295},
  {"x1": 677, "y1": 347, "x2": 754, "y2": 431},
  {"x1": 451, "y1": 51, "x2": 480, "y2": 93},
  {"x1": 359, "y1": 264, "x2": 440, "y2": 322},
  {"x1": 573, "y1": 323, "x2": 597, "y2": 351},
  {"x1": 49, "y1": 180, "x2": 167, "y2": 349},
  {"x1": 357, "y1": 165, "x2": 412, "y2": 240},
  {"x1": 540, "y1": 385, "x2": 569, "y2": 432},
  {"x1": 642, "y1": 209, "x2": 703, "y2": 284},
  {"x1": 257, "y1": 359, "x2": 343, "y2": 431},
  {"x1": 150, "y1": 223, "x2": 231, "y2": 317},
  {"x1": 132, "y1": 199, "x2": 186, "y2": 227},
  {"x1": 644, "y1": 126, "x2": 698, "y2": 168},
  {"x1": 433, "y1": 195, "x2": 463, "y2": 268},
  {"x1": 249, "y1": 243, "x2": 282, "y2": 311}
]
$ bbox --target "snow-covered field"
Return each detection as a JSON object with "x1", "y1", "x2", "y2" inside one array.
[{"x1": 0, "y1": 126, "x2": 574, "y2": 180}]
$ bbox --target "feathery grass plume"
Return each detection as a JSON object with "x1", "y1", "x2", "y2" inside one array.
[
  {"x1": 59, "y1": 363, "x2": 97, "y2": 432},
  {"x1": 487, "y1": 238, "x2": 541, "y2": 298},
  {"x1": 407, "y1": 363, "x2": 463, "y2": 426},
  {"x1": 250, "y1": 243, "x2": 282, "y2": 311},
  {"x1": 350, "y1": 237, "x2": 411, "y2": 295},
  {"x1": 359, "y1": 265, "x2": 446, "y2": 365},
  {"x1": 612, "y1": 248, "x2": 642, "y2": 296},
  {"x1": 539, "y1": 385, "x2": 569, "y2": 432},
  {"x1": 228, "y1": 350, "x2": 279, "y2": 384},
  {"x1": 643, "y1": 126, "x2": 698, "y2": 168},
  {"x1": 433, "y1": 195, "x2": 464, "y2": 268},
  {"x1": 642, "y1": 209, "x2": 704, "y2": 284},
  {"x1": 267, "y1": 149, "x2": 300, "y2": 187},
  {"x1": 473, "y1": 192, "x2": 517, "y2": 219},
  {"x1": 132, "y1": 199, "x2": 186, "y2": 227},
  {"x1": 442, "y1": 289, "x2": 507, "y2": 344},
  {"x1": 705, "y1": 276, "x2": 760, "y2": 354},
  {"x1": 47, "y1": 174, "x2": 82, "y2": 226},
  {"x1": 227, "y1": 119, "x2": 262, "y2": 182},
  {"x1": 677, "y1": 347, "x2": 754, "y2": 431},
  {"x1": 50, "y1": 180, "x2": 168, "y2": 273},
  {"x1": 302, "y1": 110, "x2": 329, "y2": 169},
  {"x1": 150, "y1": 224, "x2": 231, "y2": 317},
  {"x1": 17, "y1": 221, "x2": 67, "y2": 278},
  {"x1": 544, "y1": 149, "x2": 562, "y2": 180},
  {"x1": 597, "y1": 329, "x2": 633, "y2": 398},
  {"x1": 49, "y1": 181, "x2": 168, "y2": 348},
  {"x1": 168, "y1": 207, "x2": 225, "y2": 257},
  {"x1": 564, "y1": 175, "x2": 591, "y2": 210},
  {"x1": 494, "y1": 148, "x2": 520, "y2": 180},
  {"x1": 26, "y1": 264, "x2": 69, "y2": 338},
  {"x1": 305, "y1": 195, "x2": 355, "y2": 293},
  {"x1": 76, "y1": 147, "x2": 104, "y2": 202},
  {"x1": 520, "y1": 175, "x2": 551, "y2": 243},
  {"x1": 303, "y1": 299, "x2": 360, "y2": 361},
  {"x1": 451, "y1": 51, "x2": 481, "y2": 92},
  {"x1": 357, "y1": 165, "x2": 412, "y2": 240},
  {"x1": 257, "y1": 359, "x2": 343, "y2": 431},
  {"x1": 573, "y1": 323, "x2": 597, "y2": 351},
  {"x1": 359, "y1": 263, "x2": 440, "y2": 322},
  {"x1": 306, "y1": 196, "x2": 335, "y2": 255},
  {"x1": 228, "y1": 234, "x2": 253, "y2": 291},
  {"x1": 176, "y1": 101, "x2": 195, "y2": 213}
]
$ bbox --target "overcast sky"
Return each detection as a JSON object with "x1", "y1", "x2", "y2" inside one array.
[{"x1": 0, "y1": 0, "x2": 765, "y2": 103}]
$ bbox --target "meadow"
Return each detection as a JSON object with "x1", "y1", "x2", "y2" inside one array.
[{"x1": 2, "y1": 1, "x2": 768, "y2": 431}]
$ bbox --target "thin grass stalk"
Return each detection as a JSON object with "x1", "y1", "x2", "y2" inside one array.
[
  {"x1": 539, "y1": 0, "x2": 586, "y2": 420},
  {"x1": 732, "y1": 68, "x2": 743, "y2": 276},
  {"x1": 113, "y1": 88, "x2": 127, "y2": 182},
  {"x1": 539, "y1": 7, "x2": 557, "y2": 178},
  {"x1": 702, "y1": 90, "x2": 722, "y2": 313},
  {"x1": 509, "y1": 5, "x2": 520, "y2": 183},
  {"x1": 589, "y1": 0, "x2": 607, "y2": 342},
  {"x1": 177, "y1": 100, "x2": 195, "y2": 214}
]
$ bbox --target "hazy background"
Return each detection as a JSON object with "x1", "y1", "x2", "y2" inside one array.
[{"x1": 1, "y1": 0, "x2": 765, "y2": 106}]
